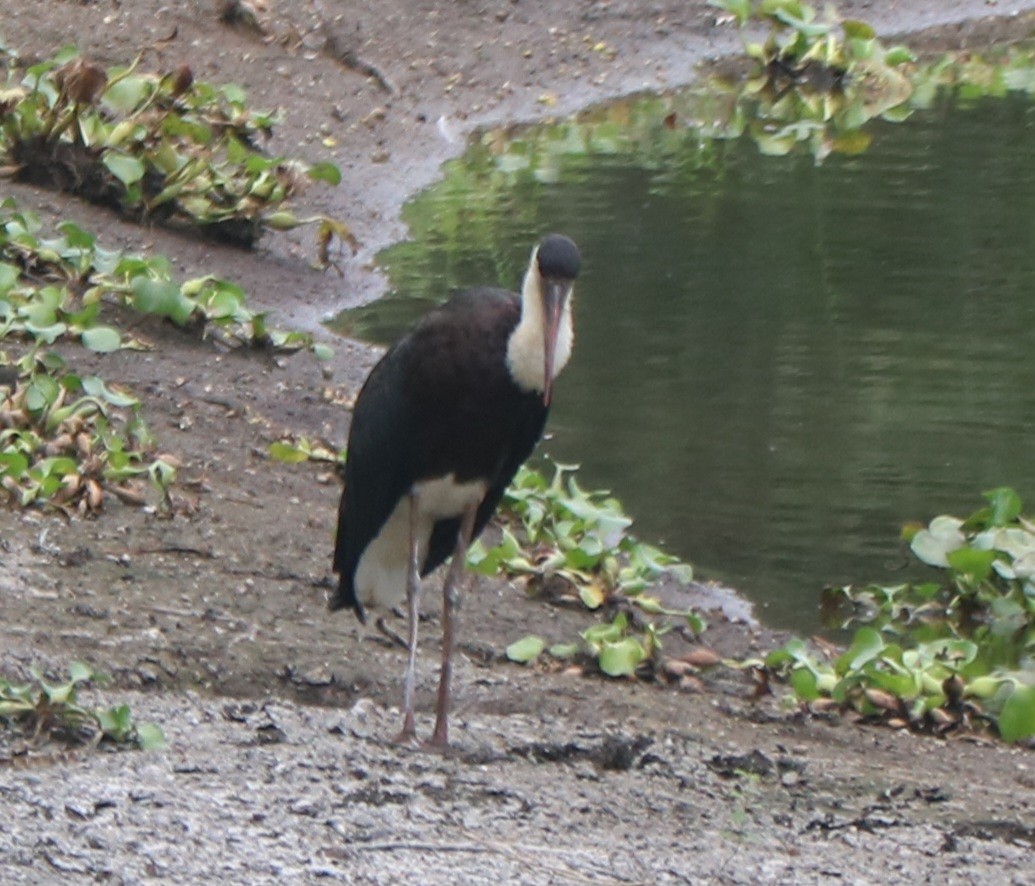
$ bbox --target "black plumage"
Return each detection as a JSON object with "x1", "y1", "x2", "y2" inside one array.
[
  {"x1": 331, "y1": 288, "x2": 547, "y2": 619},
  {"x1": 330, "y1": 234, "x2": 581, "y2": 746}
]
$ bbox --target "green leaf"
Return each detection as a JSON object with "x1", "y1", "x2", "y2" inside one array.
[
  {"x1": 80, "y1": 376, "x2": 139, "y2": 408},
  {"x1": 131, "y1": 278, "x2": 195, "y2": 325},
  {"x1": 548, "y1": 642, "x2": 580, "y2": 659},
  {"x1": 837, "y1": 627, "x2": 885, "y2": 672},
  {"x1": 56, "y1": 221, "x2": 96, "y2": 251},
  {"x1": 312, "y1": 343, "x2": 334, "y2": 361},
  {"x1": 102, "y1": 74, "x2": 154, "y2": 112},
  {"x1": 68, "y1": 661, "x2": 94, "y2": 684},
  {"x1": 225, "y1": 137, "x2": 252, "y2": 165},
  {"x1": 135, "y1": 722, "x2": 167, "y2": 750},
  {"x1": 946, "y1": 546, "x2": 996, "y2": 581},
  {"x1": 842, "y1": 19, "x2": 876, "y2": 40},
  {"x1": 758, "y1": 0, "x2": 805, "y2": 18},
  {"x1": 262, "y1": 211, "x2": 302, "y2": 231},
  {"x1": 910, "y1": 516, "x2": 965, "y2": 567},
  {"x1": 23, "y1": 320, "x2": 68, "y2": 344},
  {"x1": 579, "y1": 584, "x2": 605, "y2": 610},
  {"x1": 884, "y1": 45, "x2": 916, "y2": 66},
  {"x1": 715, "y1": 0, "x2": 751, "y2": 26},
  {"x1": 598, "y1": 637, "x2": 646, "y2": 677},
  {"x1": 204, "y1": 288, "x2": 245, "y2": 320},
  {"x1": 753, "y1": 129, "x2": 798, "y2": 156},
  {"x1": 506, "y1": 635, "x2": 545, "y2": 664},
  {"x1": 307, "y1": 162, "x2": 342, "y2": 185},
  {"x1": 102, "y1": 152, "x2": 146, "y2": 186},
  {"x1": 81, "y1": 325, "x2": 122, "y2": 353},
  {"x1": 984, "y1": 487, "x2": 1022, "y2": 527},
  {"x1": 38, "y1": 675, "x2": 76, "y2": 705},
  {"x1": 790, "y1": 666, "x2": 820, "y2": 700},
  {"x1": 685, "y1": 611, "x2": 708, "y2": 635},
  {"x1": 267, "y1": 441, "x2": 311, "y2": 464},
  {"x1": 0, "y1": 262, "x2": 20, "y2": 295},
  {"x1": 25, "y1": 375, "x2": 61, "y2": 413},
  {"x1": 0, "y1": 451, "x2": 29, "y2": 479},
  {"x1": 97, "y1": 704, "x2": 133, "y2": 739},
  {"x1": 998, "y1": 684, "x2": 1035, "y2": 742}
]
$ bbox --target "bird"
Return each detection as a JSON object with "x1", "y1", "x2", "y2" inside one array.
[{"x1": 331, "y1": 233, "x2": 582, "y2": 747}]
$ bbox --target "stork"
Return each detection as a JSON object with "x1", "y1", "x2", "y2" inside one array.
[{"x1": 331, "y1": 234, "x2": 581, "y2": 747}]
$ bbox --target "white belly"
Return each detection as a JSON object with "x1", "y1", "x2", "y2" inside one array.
[{"x1": 354, "y1": 474, "x2": 488, "y2": 610}]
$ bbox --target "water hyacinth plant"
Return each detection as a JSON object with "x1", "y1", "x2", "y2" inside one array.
[
  {"x1": 767, "y1": 488, "x2": 1035, "y2": 742},
  {"x1": 0, "y1": 348, "x2": 175, "y2": 515},
  {"x1": 470, "y1": 461, "x2": 705, "y2": 678},
  {"x1": 0, "y1": 194, "x2": 337, "y2": 514},
  {"x1": 0, "y1": 45, "x2": 352, "y2": 256},
  {"x1": 0, "y1": 198, "x2": 331, "y2": 356},
  {"x1": 0, "y1": 661, "x2": 164, "y2": 750},
  {"x1": 468, "y1": 461, "x2": 695, "y2": 601}
]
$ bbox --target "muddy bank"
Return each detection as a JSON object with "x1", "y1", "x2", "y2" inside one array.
[{"x1": 1, "y1": 2, "x2": 1035, "y2": 883}]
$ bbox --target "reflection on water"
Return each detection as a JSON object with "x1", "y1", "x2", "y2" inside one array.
[{"x1": 334, "y1": 86, "x2": 1035, "y2": 634}]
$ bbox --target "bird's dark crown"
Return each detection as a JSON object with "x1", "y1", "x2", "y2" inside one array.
[{"x1": 536, "y1": 234, "x2": 581, "y2": 280}]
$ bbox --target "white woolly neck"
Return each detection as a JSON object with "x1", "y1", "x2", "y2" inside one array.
[{"x1": 505, "y1": 251, "x2": 574, "y2": 395}]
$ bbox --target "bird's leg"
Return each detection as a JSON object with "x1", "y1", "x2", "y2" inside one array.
[
  {"x1": 395, "y1": 491, "x2": 421, "y2": 744},
  {"x1": 429, "y1": 503, "x2": 478, "y2": 748}
]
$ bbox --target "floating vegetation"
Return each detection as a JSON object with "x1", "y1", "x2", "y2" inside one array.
[
  {"x1": 764, "y1": 489, "x2": 1035, "y2": 742},
  {"x1": 0, "y1": 46, "x2": 353, "y2": 257},
  {"x1": 469, "y1": 462, "x2": 694, "y2": 599},
  {"x1": 707, "y1": 0, "x2": 915, "y2": 158}
]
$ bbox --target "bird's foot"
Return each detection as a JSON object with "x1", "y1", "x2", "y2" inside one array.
[
  {"x1": 390, "y1": 708, "x2": 420, "y2": 746},
  {"x1": 391, "y1": 726, "x2": 420, "y2": 746},
  {"x1": 420, "y1": 734, "x2": 460, "y2": 757},
  {"x1": 427, "y1": 715, "x2": 451, "y2": 750},
  {"x1": 375, "y1": 616, "x2": 407, "y2": 649}
]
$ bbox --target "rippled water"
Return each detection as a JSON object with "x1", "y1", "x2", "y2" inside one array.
[{"x1": 336, "y1": 86, "x2": 1035, "y2": 633}]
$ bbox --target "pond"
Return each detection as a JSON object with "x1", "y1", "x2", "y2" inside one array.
[{"x1": 334, "y1": 57, "x2": 1035, "y2": 634}]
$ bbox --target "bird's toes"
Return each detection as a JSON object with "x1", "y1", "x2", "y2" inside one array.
[
  {"x1": 374, "y1": 616, "x2": 408, "y2": 648},
  {"x1": 391, "y1": 728, "x2": 421, "y2": 747}
]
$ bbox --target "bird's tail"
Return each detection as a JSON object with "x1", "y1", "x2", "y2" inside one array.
[{"x1": 329, "y1": 572, "x2": 367, "y2": 624}]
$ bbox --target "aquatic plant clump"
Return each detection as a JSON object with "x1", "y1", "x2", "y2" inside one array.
[
  {"x1": 707, "y1": 0, "x2": 1035, "y2": 161},
  {"x1": 0, "y1": 45, "x2": 352, "y2": 255},
  {"x1": 0, "y1": 195, "x2": 336, "y2": 514},
  {"x1": 766, "y1": 488, "x2": 1035, "y2": 742},
  {"x1": 0, "y1": 198, "x2": 330, "y2": 356},
  {"x1": 0, "y1": 349, "x2": 175, "y2": 515}
]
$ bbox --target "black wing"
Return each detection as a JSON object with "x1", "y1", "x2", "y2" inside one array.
[
  {"x1": 423, "y1": 399, "x2": 546, "y2": 573},
  {"x1": 333, "y1": 286, "x2": 548, "y2": 611},
  {"x1": 419, "y1": 287, "x2": 548, "y2": 572},
  {"x1": 330, "y1": 340, "x2": 415, "y2": 618}
]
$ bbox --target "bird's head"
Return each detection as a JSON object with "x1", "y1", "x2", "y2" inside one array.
[{"x1": 531, "y1": 234, "x2": 581, "y2": 406}]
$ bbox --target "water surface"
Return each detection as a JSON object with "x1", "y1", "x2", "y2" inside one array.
[{"x1": 336, "y1": 84, "x2": 1035, "y2": 633}]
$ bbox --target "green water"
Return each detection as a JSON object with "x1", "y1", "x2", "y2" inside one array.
[{"x1": 337, "y1": 87, "x2": 1035, "y2": 633}]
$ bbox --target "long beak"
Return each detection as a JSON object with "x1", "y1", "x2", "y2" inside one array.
[{"x1": 541, "y1": 278, "x2": 571, "y2": 407}]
